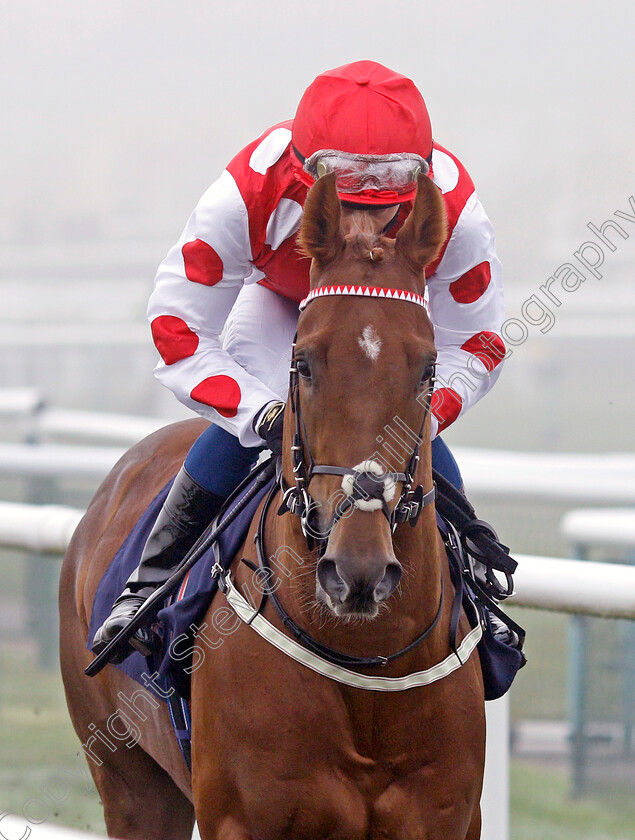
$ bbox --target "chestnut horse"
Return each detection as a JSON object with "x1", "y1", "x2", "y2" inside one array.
[{"x1": 60, "y1": 172, "x2": 485, "y2": 840}]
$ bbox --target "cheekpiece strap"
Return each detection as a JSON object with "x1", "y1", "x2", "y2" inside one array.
[{"x1": 392, "y1": 484, "x2": 436, "y2": 528}]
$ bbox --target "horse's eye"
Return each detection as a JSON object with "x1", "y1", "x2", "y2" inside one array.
[
  {"x1": 296, "y1": 359, "x2": 312, "y2": 381},
  {"x1": 419, "y1": 364, "x2": 435, "y2": 387}
]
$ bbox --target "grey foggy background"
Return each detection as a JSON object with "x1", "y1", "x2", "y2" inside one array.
[
  {"x1": 1, "y1": 5, "x2": 634, "y2": 830},
  {"x1": 2, "y1": 0, "x2": 634, "y2": 451}
]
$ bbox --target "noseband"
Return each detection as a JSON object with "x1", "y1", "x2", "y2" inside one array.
[{"x1": 278, "y1": 285, "x2": 436, "y2": 554}]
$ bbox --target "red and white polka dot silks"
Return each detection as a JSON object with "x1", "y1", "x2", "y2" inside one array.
[
  {"x1": 148, "y1": 121, "x2": 505, "y2": 445},
  {"x1": 182, "y1": 240, "x2": 224, "y2": 286},
  {"x1": 190, "y1": 375, "x2": 242, "y2": 418}
]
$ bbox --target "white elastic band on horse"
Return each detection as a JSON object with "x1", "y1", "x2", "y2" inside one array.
[
  {"x1": 299, "y1": 285, "x2": 426, "y2": 311},
  {"x1": 223, "y1": 575, "x2": 482, "y2": 692},
  {"x1": 341, "y1": 459, "x2": 396, "y2": 512}
]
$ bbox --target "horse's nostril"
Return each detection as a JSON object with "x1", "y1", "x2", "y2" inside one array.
[
  {"x1": 374, "y1": 562, "x2": 402, "y2": 603},
  {"x1": 317, "y1": 559, "x2": 349, "y2": 604}
]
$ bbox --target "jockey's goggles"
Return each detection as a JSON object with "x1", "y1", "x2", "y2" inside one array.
[{"x1": 302, "y1": 149, "x2": 430, "y2": 197}]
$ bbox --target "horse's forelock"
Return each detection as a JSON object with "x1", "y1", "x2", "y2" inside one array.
[
  {"x1": 347, "y1": 232, "x2": 386, "y2": 264},
  {"x1": 338, "y1": 210, "x2": 391, "y2": 264}
]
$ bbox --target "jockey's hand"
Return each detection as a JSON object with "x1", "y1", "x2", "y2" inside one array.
[{"x1": 255, "y1": 401, "x2": 286, "y2": 455}]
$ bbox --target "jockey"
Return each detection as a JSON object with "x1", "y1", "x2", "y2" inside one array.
[{"x1": 93, "y1": 60, "x2": 508, "y2": 660}]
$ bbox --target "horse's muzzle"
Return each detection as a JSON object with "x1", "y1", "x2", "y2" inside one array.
[{"x1": 316, "y1": 556, "x2": 402, "y2": 617}]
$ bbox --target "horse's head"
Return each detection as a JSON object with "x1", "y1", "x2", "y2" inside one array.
[{"x1": 285, "y1": 172, "x2": 447, "y2": 620}]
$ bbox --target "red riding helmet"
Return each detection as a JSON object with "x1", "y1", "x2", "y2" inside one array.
[{"x1": 292, "y1": 60, "x2": 433, "y2": 205}]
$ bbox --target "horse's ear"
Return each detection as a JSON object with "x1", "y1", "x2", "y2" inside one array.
[
  {"x1": 298, "y1": 172, "x2": 345, "y2": 268},
  {"x1": 395, "y1": 173, "x2": 448, "y2": 275}
]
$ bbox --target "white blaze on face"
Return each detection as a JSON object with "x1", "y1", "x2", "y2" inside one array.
[{"x1": 358, "y1": 325, "x2": 382, "y2": 362}]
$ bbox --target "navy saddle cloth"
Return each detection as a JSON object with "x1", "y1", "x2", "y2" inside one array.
[{"x1": 87, "y1": 472, "x2": 275, "y2": 700}]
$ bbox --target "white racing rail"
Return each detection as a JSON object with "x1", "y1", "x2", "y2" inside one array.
[
  {"x1": 454, "y1": 446, "x2": 635, "y2": 505},
  {"x1": 562, "y1": 507, "x2": 635, "y2": 548},
  {"x1": 2, "y1": 388, "x2": 635, "y2": 503},
  {"x1": 513, "y1": 551, "x2": 635, "y2": 619},
  {"x1": 0, "y1": 388, "x2": 170, "y2": 447},
  {"x1": 1, "y1": 499, "x2": 633, "y2": 620},
  {"x1": 0, "y1": 502, "x2": 84, "y2": 553},
  {"x1": 0, "y1": 443, "x2": 125, "y2": 480},
  {"x1": 39, "y1": 409, "x2": 164, "y2": 445}
]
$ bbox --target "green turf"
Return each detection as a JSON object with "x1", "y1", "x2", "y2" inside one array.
[
  {"x1": 0, "y1": 645, "x2": 106, "y2": 834},
  {"x1": 510, "y1": 761, "x2": 635, "y2": 840}
]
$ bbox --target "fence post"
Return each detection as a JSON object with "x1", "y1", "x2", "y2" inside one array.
[
  {"x1": 568, "y1": 613, "x2": 589, "y2": 796},
  {"x1": 24, "y1": 398, "x2": 60, "y2": 670},
  {"x1": 481, "y1": 695, "x2": 510, "y2": 840},
  {"x1": 621, "y1": 550, "x2": 635, "y2": 756}
]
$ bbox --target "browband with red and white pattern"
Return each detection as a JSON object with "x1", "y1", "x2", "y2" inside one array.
[{"x1": 299, "y1": 285, "x2": 426, "y2": 311}]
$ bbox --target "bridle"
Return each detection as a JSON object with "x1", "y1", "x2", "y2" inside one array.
[
  {"x1": 218, "y1": 284, "x2": 484, "y2": 686},
  {"x1": 277, "y1": 284, "x2": 437, "y2": 557}
]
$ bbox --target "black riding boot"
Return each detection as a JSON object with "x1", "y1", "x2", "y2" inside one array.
[{"x1": 91, "y1": 466, "x2": 224, "y2": 661}]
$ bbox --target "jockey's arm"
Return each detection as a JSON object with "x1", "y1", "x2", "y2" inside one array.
[
  {"x1": 426, "y1": 191, "x2": 506, "y2": 438},
  {"x1": 147, "y1": 169, "x2": 281, "y2": 448}
]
